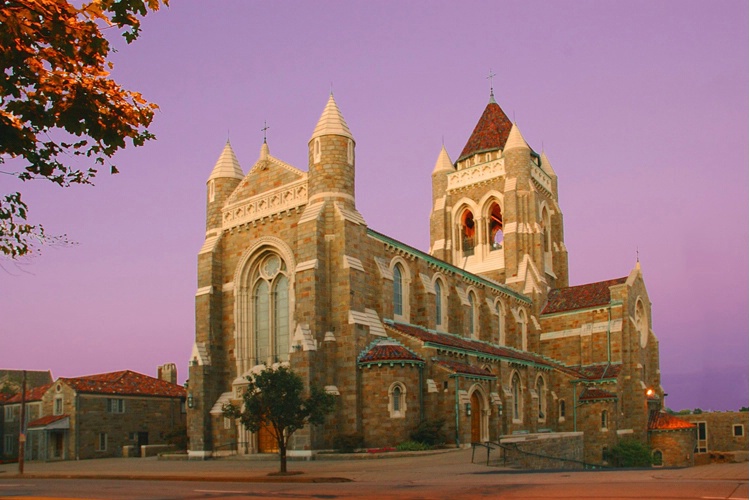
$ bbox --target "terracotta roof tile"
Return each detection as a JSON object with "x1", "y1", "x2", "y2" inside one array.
[
  {"x1": 579, "y1": 387, "x2": 617, "y2": 401},
  {"x1": 435, "y1": 360, "x2": 495, "y2": 378},
  {"x1": 60, "y1": 370, "x2": 185, "y2": 398},
  {"x1": 649, "y1": 412, "x2": 696, "y2": 431},
  {"x1": 5, "y1": 383, "x2": 52, "y2": 403},
  {"x1": 27, "y1": 414, "x2": 68, "y2": 428},
  {"x1": 458, "y1": 101, "x2": 513, "y2": 161},
  {"x1": 542, "y1": 277, "x2": 627, "y2": 314},
  {"x1": 358, "y1": 339, "x2": 424, "y2": 365}
]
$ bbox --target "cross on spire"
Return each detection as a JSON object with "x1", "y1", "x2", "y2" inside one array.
[
  {"x1": 487, "y1": 69, "x2": 497, "y2": 102},
  {"x1": 261, "y1": 121, "x2": 270, "y2": 143}
]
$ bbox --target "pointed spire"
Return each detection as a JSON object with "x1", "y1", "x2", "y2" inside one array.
[
  {"x1": 458, "y1": 98, "x2": 513, "y2": 162},
  {"x1": 540, "y1": 152, "x2": 557, "y2": 177},
  {"x1": 310, "y1": 93, "x2": 353, "y2": 142},
  {"x1": 208, "y1": 140, "x2": 243, "y2": 181},
  {"x1": 504, "y1": 123, "x2": 530, "y2": 152},
  {"x1": 432, "y1": 145, "x2": 454, "y2": 174}
]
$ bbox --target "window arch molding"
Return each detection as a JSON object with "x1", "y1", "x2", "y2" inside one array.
[
  {"x1": 479, "y1": 192, "x2": 505, "y2": 251},
  {"x1": 388, "y1": 381, "x2": 407, "y2": 418},
  {"x1": 234, "y1": 237, "x2": 296, "y2": 375},
  {"x1": 432, "y1": 273, "x2": 449, "y2": 331},
  {"x1": 467, "y1": 383, "x2": 491, "y2": 442},
  {"x1": 389, "y1": 256, "x2": 412, "y2": 322}
]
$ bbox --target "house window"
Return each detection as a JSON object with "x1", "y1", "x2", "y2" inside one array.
[
  {"x1": 97, "y1": 433, "x2": 107, "y2": 451},
  {"x1": 696, "y1": 421, "x2": 708, "y2": 453},
  {"x1": 601, "y1": 410, "x2": 608, "y2": 430},
  {"x1": 488, "y1": 202, "x2": 503, "y2": 250},
  {"x1": 393, "y1": 264, "x2": 404, "y2": 317},
  {"x1": 461, "y1": 209, "x2": 476, "y2": 256},
  {"x1": 4, "y1": 406, "x2": 15, "y2": 422},
  {"x1": 224, "y1": 417, "x2": 232, "y2": 430},
  {"x1": 388, "y1": 383, "x2": 407, "y2": 418},
  {"x1": 107, "y1": 398, "x2": 125, "y2": 413},
  {"x1": 536, "y1": 376, "x2": 546, "y2": 421},
  {"x1": 511, "y1": 373, "x2": 522, "y2": 422},
  {"x1": 54, "y1": 397, "x2": 64, "y2": 416},
  {"x1": 733, "y1": 424, "x2": 744, "y2": 437},
  {"x1": 4, "y1": 434, "x2": 14, "y2": 455},
  {"x1": 559, "y1": 399, "x2": 566, "y2": 420}
]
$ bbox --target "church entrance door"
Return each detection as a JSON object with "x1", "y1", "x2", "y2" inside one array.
[
  {"x1": 470, "y1": 392, "x2": 482, "y2": 443},
  {"x1": 258, "y1": 422, "x2": 278, "y2": 453}
]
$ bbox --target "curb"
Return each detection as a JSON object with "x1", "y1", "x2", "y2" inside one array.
[{"x1": 5, "y1": 473, "x2": 352, "y2": 483}]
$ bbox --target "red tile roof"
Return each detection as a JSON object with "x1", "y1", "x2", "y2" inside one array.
[
  {"x1": 60, "y1": 370, "x2": 185, "y2": 398},
  {"x1": 579, "y1": 387, "x2": 617, "y2": 402},
  {"x1": 458, "y1": 100, "x2": 513, "y2": 161},
  {"x1": 27, "y1": 414, "x2": 68, "y2": 428},
  {"x1": 542, "y1": 277, "x2": 627, "y2": 314},
  {"x1": 649, "y1": 412, "x2": 696, "y2": 431},
  {"x1": 435, "y1": 360, "x2": 495, "y2": 378},
  {"x1": 5, "y1": 383, "x2": 52, "y2": 403},
  {"x1": 358, "y1": 340, "x2": 424, "y2": 365}
]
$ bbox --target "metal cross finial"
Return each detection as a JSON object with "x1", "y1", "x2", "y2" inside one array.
[
  {"x1": 636, "y1": 246, "x2": 640, "y2": 262},
  {"x1": 487, "y1": 69, "x2": 496, "y2": 89},
  {"x1": 261, "y1": 121, "x2": 270, "y2": 143}
]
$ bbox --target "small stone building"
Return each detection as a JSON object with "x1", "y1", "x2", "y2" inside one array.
[
  {"x1": 680, "y1": 411, "x2": 749, "y2": 460},
  {"x1": 188, "y1": 90, "x2": 667, "y2": 464},
  {"x1": 14, "y1": 370, "x2": 186, "y2": 461},
  {"x1": 648, "y1": 411, "x2": 696, "y2": 467}
]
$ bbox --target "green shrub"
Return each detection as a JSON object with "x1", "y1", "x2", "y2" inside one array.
[
  {"x1": 333, "y1": 432, "x2": 364, "y2": 453},
  {"x1": 396, "y1": 440, "x2": 431, "y2": 451},
  {"x1": 164, "y1": 426, "x2": 188, "y2": 451},
  {"x1": 608, "y1": 439, "x2": 653, "y2": 467},
  {"x1": 410, "y1": 418, "x2": 445, "y2": 446}
]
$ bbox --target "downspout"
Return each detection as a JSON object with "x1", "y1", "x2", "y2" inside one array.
[
  {"x1": 572, "y1": 382, "x2": 578, "y2": 433},
  {"x1": 75, "y1": 393, "x2": 80, "y2": 460},
  {"x1": 454, "y1": 376, "x2": 460, "y2": 447},
  {"x1": 418, "y1": 364, "x2": 424, "y2": 422}
]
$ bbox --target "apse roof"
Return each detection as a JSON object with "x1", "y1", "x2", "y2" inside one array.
[
  {"x1": 648, "y1": 412, "x2": 696, "y2": 431},
  {"x1": 542, "y1": 277, "x2": 628, "y2": 315}
]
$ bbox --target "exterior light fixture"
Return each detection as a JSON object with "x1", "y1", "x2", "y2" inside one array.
[
  {"x1": 465, "y1": 402, "x2": 472, "y2": 416},
  {"x1": 187, "y1": 394, "x2": 194, "y2": 408},
  {"x1": 646, "y1": 388, "x2": 655, "y2": 397}
]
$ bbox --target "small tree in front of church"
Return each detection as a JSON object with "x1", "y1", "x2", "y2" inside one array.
[{"x1": 223, "y1": 365, "x2": 335, "y2": 474}]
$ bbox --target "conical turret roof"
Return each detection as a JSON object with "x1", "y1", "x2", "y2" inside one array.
[
  {"x1": 310, "y1": 94, "x2": 353, "y2": 142},
  {"x1": 208, "y1": 140, "x2": 243, "y2": 181},
  {"x1": 504, "y1": 123, "x2": 530, "y2": 151},
  {"x1": 458, "y1": 96, "x2": 513, "y2": 161},
  {"x1": 432, "y1": 145, "x2": 454, "y2": 174},
  {"x1": 540, "y1": 151, "x2": 556, "y2": 177}
]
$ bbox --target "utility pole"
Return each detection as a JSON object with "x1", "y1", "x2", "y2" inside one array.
[{"x1": 18, "y1": 370, "x2": 26, "y2": 475}]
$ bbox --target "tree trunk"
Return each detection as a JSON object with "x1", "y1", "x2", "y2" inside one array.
[{"x1": 279, "y1": 442, "x2": 287, "y2": 473}]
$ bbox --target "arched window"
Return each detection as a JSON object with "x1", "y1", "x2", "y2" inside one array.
[
  {"x1": 314, "y1": 138, "x2": 321, "y2": 162},
  {"x1": 559, "y1": 399, "x2": 566, "y2": 420},
  {"x1": 488, "y1": 202, "x2": 503, "y2": 250},
  {"x1": 248, "y1": 253, "x2": 290, "y2": 367},
  {"x1": 468, "y1": 290, "x2": 478, "y2": 338},
  {"x1": 652, "y1": 449, "x2": 663, "y2": 466},
  {"x1": 635, "y1": 298, "x2": 649, "y2": 348},
  {"x1": 536, "y1": 376, "x2": 546, "y2": 421},
  {"x1": 541, "y1": 206, "x2": 551, "y2": 253},
  {"x1": 461, "y1": 209, "x2": 476, "y2": 256},
  {"x1": 496, "y1": 300, "x2": 505, "y2": 345},
  {"x1": 388, "y1": 382, "x2": 407, "y2": 418},
  {"x1": 518, "y1": 309, "x2": 528, "y2": 351},
  {"x1": 512, "y1": 373, "x2": 523, "y2": 422},
  {"x1": 601, "y1": 410, "x2": 608, "y2": 429},
  {"x1": 435, "y1": 279, "x2": 443, "y2": 329},
  {"x1": 393, "y1": 264, "x2": 404, "y2": 317}
]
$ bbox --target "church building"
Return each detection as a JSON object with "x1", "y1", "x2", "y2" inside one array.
[{"x1": 187, "y1": 90, "x2": 671, "y2": 465}]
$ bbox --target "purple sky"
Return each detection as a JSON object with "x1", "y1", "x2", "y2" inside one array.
[{"x1": 1, "y1": 1, "x2": 747, "y2": 411}]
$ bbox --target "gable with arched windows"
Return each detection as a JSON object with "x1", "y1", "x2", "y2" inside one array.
[{"x1": 234, "y1": 240, "x2": 295, "y2": 375}]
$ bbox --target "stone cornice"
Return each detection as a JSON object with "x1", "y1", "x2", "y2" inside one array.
[{"x1": 222, "y1": 179, "x2": 308, "y2": 230}]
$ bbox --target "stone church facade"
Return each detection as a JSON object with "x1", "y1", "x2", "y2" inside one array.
[{"x1": 187, "y1": 91, "x2": 668, "y2": 465}]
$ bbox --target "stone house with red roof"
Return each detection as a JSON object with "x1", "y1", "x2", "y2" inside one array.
[
  {"x1": 0, "y1": 370, "x2": 53, "y2": 460},
  {"x1": 188, "y1": 90, "x2": 677, "y2": 466},
  {"x1": 0, "y1": 370, "x2": 186, "y2": 461}
]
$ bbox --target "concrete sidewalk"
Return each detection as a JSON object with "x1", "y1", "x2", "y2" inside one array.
[{"x1": 0, "y1": 449, "x2": 746, "y2": 484}]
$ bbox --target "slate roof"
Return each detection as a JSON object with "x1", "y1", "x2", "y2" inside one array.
[
  {"x1": 648, "y1": 412, "x2": 696, "y2": 431},
  {"x1": 458, "y1": 100, "x2": 513, "y2": 161},
  {"x1": 434, "y1": 360, "x2": 495, "y2": 378},
  {"x1": 59, "y1": 370, "x2": 185, "y2": 398},
  {"x1": 5, "y1": 383, "x2": 52, "y2": 403},
  {"x1": 578, "y1": 387, "x2": 618, "y2": 402},
  {"x1": 542, "y1": 277, "x2": 627, "y2": 314},
  {"x1": 577, "y1": 364, "x2": 622, "y2": 380},
  {"x1": 358, "y1": 339, "x2": 424, "y2": 365}
]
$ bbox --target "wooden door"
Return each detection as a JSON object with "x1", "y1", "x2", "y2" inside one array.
[
  {"x1": 470, "y1": 392, "x2": 481, "y2": 443},
  {"x1": 257, "y1": 422, "x2": 279, "y2": 453}
]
